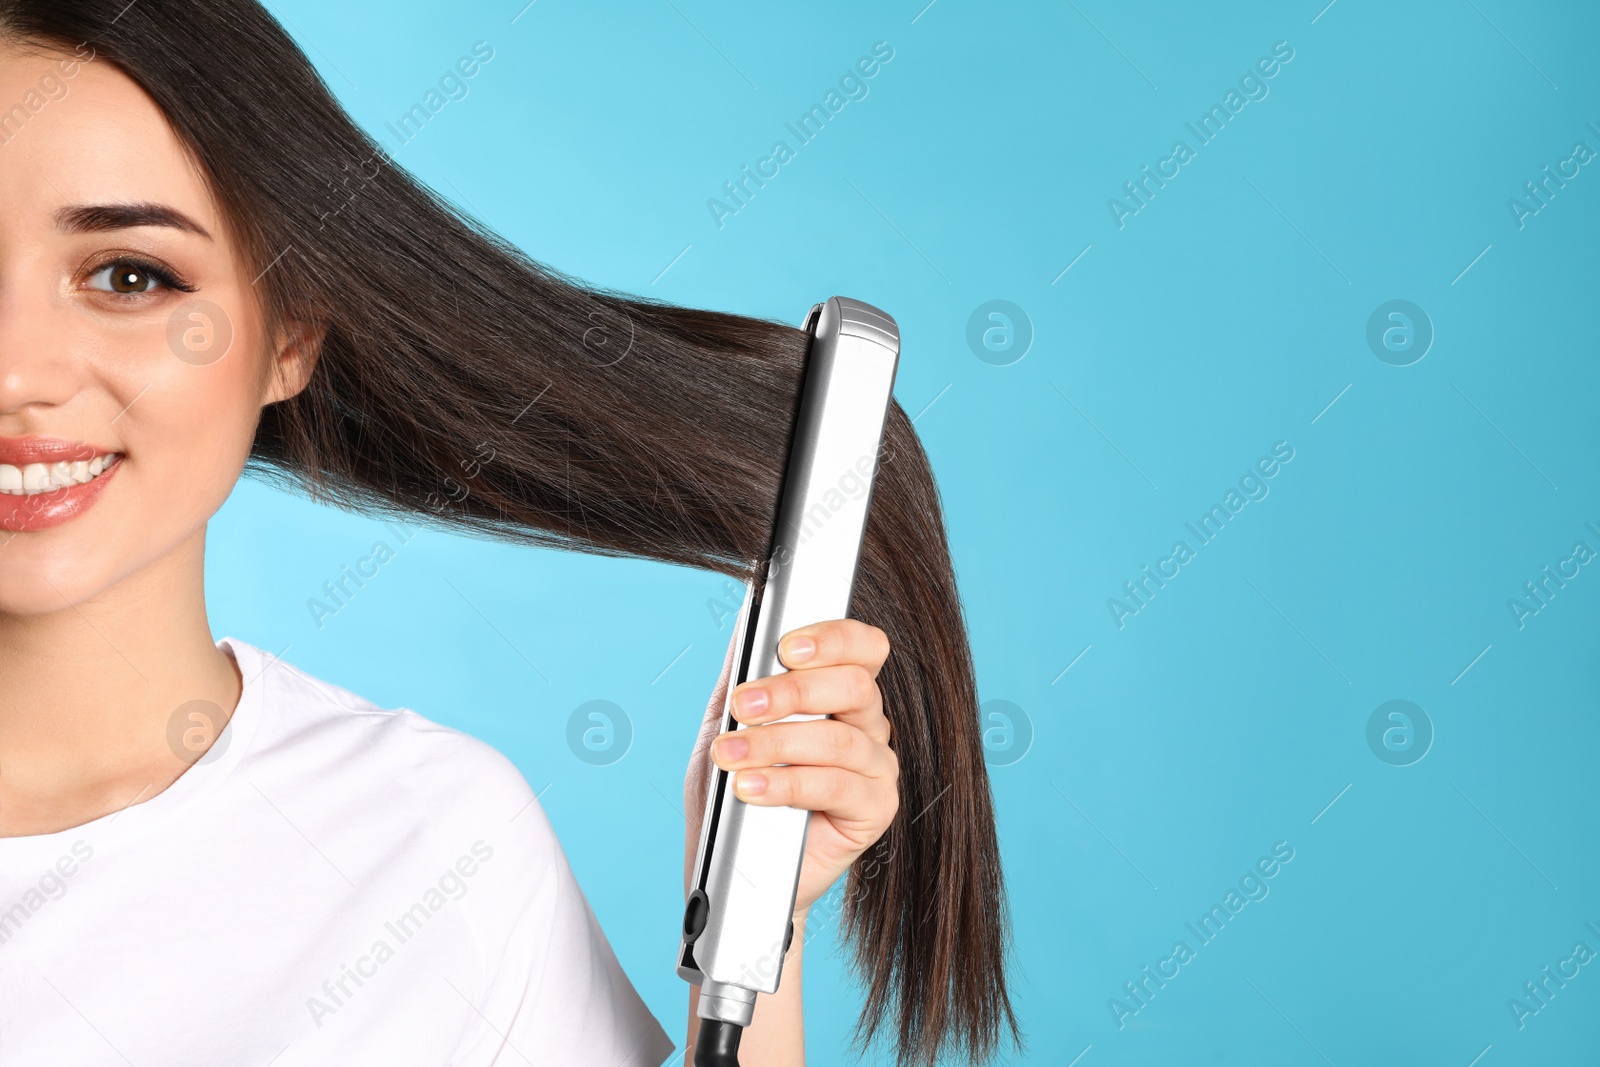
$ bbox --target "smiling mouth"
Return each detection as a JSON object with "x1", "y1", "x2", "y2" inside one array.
[{"x1": 0, "y1": 453, "x2": 124, "y2": 496}]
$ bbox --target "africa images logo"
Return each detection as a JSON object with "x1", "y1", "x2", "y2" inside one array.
[
  {"x1": 1108, "y1": 841, "x2": 1296, "y2": 1030},
  {"x1": 1106, "y1": 41, "x2": 1296, "y2": 229},
  {"x1": 1107, "y1": 442, "x2": 1295, "y2": 629}
]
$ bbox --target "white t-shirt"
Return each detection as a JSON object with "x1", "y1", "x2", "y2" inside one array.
[{"x1": 0, "y1": 637, "x2": 677, "y2": 1066}]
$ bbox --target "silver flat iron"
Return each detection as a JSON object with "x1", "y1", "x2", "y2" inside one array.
[{"x1": 678, "y1": 297, "x2": 901, "y2": 1066}]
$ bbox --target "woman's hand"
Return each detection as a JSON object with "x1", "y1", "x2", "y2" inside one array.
[{"x1": 684, "y1": 619, "x2": 899, "y2": 923}]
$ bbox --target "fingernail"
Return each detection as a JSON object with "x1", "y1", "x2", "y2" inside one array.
[
  {"x1": 735, "y1": 772, "x2": 767, "y2": 797},
  {"x1": 735, "y1": 687, "x2": 769, "y2": 717},
  {"x1": 714, "y1": 735, "x2": 748, "y2": 764},
  {"x1": 783, "y1": 636, "x2": 817, "y2": 663}
]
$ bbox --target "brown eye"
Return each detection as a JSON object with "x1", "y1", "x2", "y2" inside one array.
[
  {"x1": 87, "y1": 260, "x2": 180, "y2": 296},
  {"x1": 109, "y1": 265, "x2": 150, "y2": 293}
]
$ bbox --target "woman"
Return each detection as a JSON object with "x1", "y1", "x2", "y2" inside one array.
[{"x1": 0, "y1": 2, "x2": 1016, "y2": 1064}]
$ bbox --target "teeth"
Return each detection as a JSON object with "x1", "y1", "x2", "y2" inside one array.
[{"x1": 0, "y1": 454, "x2": 120, "y2": 496}]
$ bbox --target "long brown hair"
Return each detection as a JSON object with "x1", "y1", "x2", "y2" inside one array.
[{"x1": 0, "y1": 1, "x2": 1019, "y2": 1062}]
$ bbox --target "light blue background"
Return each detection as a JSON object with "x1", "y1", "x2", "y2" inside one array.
[{"x1": 214, "y1": 2, "x2": 1600, "y2": 1063}]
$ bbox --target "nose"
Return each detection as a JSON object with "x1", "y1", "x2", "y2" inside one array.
[{"x1": 0, "y1": 274, "x2": 88, "y2": 423}]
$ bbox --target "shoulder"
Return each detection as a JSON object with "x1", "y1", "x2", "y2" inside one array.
[
  {"x1": 226, "y1": 638, "x2": 552, "y2": 854},
  {"x1": 221, "y1": 640, "x2": 673, "y2": 1065}
]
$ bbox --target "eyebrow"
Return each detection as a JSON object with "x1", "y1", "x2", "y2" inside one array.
[{"x1": 54, "y1": 203, "x2": 213, "y2": 240}]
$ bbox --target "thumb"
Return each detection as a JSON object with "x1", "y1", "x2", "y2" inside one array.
[{"x1": 684, "y1": 609, "x2": 743, "y2": 893}]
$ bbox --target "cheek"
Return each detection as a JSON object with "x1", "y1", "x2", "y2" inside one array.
[
  {"x1": 0, "y1": 296, "x2": 269, "y2": 612},
  {"x1": 122, "y1": 302, "x2": 267, "y2": 507}
]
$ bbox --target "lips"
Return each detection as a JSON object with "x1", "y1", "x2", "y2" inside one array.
[
  {"x1": 0, "y1": 435, "x2": 107, "y2": 466},
  {"x1": 0, "y1": 436, "x2": 122, "y2": 533}
]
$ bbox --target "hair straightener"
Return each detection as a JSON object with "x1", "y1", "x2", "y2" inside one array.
[{"x1": 678, "y1": 297, "x2": 901, "y2": 1067}]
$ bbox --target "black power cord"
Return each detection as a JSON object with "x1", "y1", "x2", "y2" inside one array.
[{"x1": 693, "y1": 1019, "x2": 744, "y2": 1067}]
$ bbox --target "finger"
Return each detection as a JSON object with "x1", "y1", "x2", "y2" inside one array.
[
  {"x1": 695, "y1": 628, "x2": 741, "y2": 751},
  {"x1": 731, "y1": 764, "x2": 899, "y2": 826},
  {"x1": 777, "y1": 619, "x2": 890, "y2": 676},
  {"x1": 731, "y1": 663, "x2": 885, "y2": 736},
  {"x1": 712, "y1": 719, "x2": 897, "y2": 780}
]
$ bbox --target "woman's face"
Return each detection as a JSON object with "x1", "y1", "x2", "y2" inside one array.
[{"x1": 0, "y1": 41, "x2": 313, "y2": 616}]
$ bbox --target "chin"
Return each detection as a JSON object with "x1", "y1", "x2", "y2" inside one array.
[
  {"x1": 0, "y1": 576, "x2": 87, "y2": 617},
  {"x1": 0, "y1": 548, "x2": 122, "y2": 615}
]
